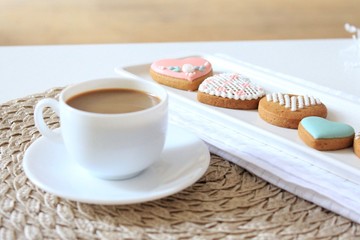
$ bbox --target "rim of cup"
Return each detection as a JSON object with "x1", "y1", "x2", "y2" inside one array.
[{"x1": 59, "y1": 78, "x2": 168, "y2": 117}]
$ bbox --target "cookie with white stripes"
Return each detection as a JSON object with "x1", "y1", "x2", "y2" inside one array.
[
  {"x1": 258, "y1": 93, "x2": 327, "y2": 129},
  {"x1": 197, "y1": 73, "x2": 265, "y2": 109},
  {"x1": 354, "y1": 132, "x2": 360, "y2": 158}
]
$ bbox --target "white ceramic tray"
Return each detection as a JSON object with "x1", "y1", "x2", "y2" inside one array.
[{"x1": 116, "y1": 54, "x2": 360, "y2": 184}]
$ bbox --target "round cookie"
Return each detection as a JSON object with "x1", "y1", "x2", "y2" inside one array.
[
  {"x1": 298, "y1": 116, "x2": 355, "y2": 151},
  {"x1": 197, "y1": 73, "x2": 265, "y2": 109},
  {"x1": 354, "y1": 133, "x2": 360, "y2": 158},
  {"x1": 149, "y1": 57, "x2": 213, "y2": 91},
  {"x1": 258, "y1": 93, "x2": 327, "y2": 129}
]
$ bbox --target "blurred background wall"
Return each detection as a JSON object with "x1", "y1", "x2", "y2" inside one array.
[{"x1": 0, "y1": 0, "x2": 359, "y2": 46}]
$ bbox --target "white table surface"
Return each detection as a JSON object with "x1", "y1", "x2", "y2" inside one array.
[{"x1": 1, "y1": 39, "x2": 359, "y2": 104}]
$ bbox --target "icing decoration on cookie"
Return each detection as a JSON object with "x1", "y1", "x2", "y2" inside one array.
[
  {"x1": 300, "y1": 116, "x2": 355, "y2": 139},
  {"x1": 266, "y1": 93, "x2": 322, "y2": 111},
  {"x1": 151, "y1": 57, "x2": 211, "y2": 81},
  {"x1": 198, "y1": 73, "x2": 265, "y2": 100},
  {"x1": 356, "y1": 132, "x2": 360, "y2": 140}
]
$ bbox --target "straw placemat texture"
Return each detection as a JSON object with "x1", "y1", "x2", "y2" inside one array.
[{"x1": 1, "y1": 88, "x2": 360, "y2": 239}]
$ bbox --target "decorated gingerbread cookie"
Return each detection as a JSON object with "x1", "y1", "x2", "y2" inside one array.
[
  {"x1": 258, "y1": 93, "x2": 327, "y2": 129},
  {"x1": 298, "y1": 116, "x2": 355, "y2": 151},
  {"x1": 354, "y1": 132, "x2": 360, "y2": 158},
  {"x1": 197, "y1": 73, "x2": 265, "y2": 109},
  {"x1": 149, "y1": 57, "x2": 213, "y2": 91}
]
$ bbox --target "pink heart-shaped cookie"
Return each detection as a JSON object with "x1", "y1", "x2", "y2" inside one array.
[{"x1": 150, "y1": 57, "x2": 212, "y2": 81}]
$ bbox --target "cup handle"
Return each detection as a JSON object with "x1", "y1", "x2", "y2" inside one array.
[{"x1": 34, "y1": 98, "x2": 62, "y2": 142}]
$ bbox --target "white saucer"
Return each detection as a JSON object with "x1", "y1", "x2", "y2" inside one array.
[{"x1": 23, "y1": 125, "x2": 210, "y2": 205}]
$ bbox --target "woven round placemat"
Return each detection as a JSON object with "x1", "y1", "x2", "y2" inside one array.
[{"x1": 1, "y1": 88, "x2": 360, "y2": 240}]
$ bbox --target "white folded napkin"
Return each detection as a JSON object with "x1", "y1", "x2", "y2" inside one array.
[{"x1": 169, "y1": 100, "x2": 360, "y2": 224}]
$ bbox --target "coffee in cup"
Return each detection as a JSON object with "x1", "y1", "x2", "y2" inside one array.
[{"x1": 66, "y1": 88, "x2": 161, "y2": 114}]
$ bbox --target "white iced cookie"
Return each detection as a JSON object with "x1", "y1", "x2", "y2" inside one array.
[{"x1": 197, "y1": 73, "x2": 265, "y2": 109}]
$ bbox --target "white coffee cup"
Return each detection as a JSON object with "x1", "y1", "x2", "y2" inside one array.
[{"x1": 34, "y1": 78, "x2": 168, "y2": 180}]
